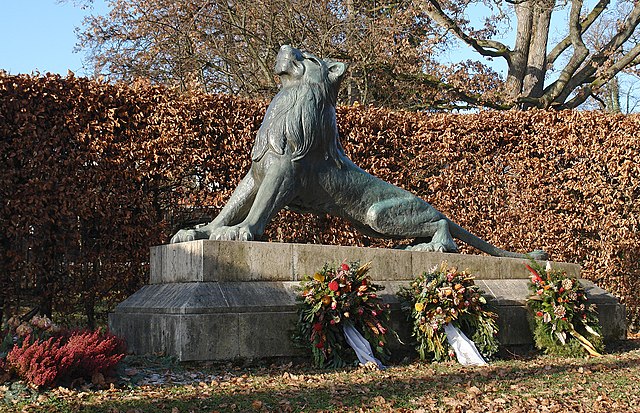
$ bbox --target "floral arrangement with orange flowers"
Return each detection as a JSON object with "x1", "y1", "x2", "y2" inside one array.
[
  {"x1": 292, "y1": 261, "x2": 391, "y2": 368},
  {"x1": 397, "y1": 262, "x2": 499, "y2": 362},
  {"x1": 526, "y1": 260, "x2": 603, "y2": 357}
]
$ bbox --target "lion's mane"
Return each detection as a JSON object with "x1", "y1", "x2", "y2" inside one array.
[{"x1": 251, "y1": 76, "x2": 344, "y2": 167}]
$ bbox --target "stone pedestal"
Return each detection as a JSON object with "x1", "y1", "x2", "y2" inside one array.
[{"x1": 109, "y1": 240, "x2": 626, "y2": 361}]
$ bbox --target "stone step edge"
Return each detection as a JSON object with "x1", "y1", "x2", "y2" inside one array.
[
  {"x1": 113, "y1": 279, "x2": 619, "y2": 315},
  {"x1": 151, "y1": 240, "x2": 581, "y2": 284}
]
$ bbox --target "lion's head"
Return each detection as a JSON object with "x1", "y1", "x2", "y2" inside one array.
[{"x1": 251, "y1": 45, "x2": 348, "y2": 165}]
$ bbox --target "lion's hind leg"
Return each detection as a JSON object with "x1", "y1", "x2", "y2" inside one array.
[
  {"x1": 365, "y1": 197, "x2": 459, "y2": 253},
  {"x1": 403, "y1": 220, "x2": 459, "y2": 252}
]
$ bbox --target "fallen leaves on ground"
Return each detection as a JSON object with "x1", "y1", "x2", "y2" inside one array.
[{"x1": 2, "y1": 341, "x2": 640, "y2": 413}]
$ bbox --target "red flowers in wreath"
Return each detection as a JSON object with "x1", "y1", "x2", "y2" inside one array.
[{"x1": 293, "y1": 261, "x2": 391, "y2": 368}]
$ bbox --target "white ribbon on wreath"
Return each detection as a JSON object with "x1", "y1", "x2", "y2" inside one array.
[
  {"x1": 444, "y1": 323, "x2": 487, "y2": 366},
  {"x1": 342, "y1": 320, "x2": 386, "y2": 370}
]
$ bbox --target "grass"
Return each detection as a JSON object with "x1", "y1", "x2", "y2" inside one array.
[{"x1": 2, "y1": 340, "x2": 640, "y2": 412}]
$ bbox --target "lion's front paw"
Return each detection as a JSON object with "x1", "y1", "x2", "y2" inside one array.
[
  {"x1": 170, "y1": 229, "x2": 210, "y2": 243},
  {"x1": 209, "y1": 225, "x2": 255, "y2": 241}
]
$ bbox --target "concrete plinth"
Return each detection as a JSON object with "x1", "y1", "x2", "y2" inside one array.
[{"x1": 109, "y1": 240, "x2": 626, "y2": 361}]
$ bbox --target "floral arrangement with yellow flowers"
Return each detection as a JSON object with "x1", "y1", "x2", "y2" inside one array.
[
  {"x1": 526, "y1": 260, "x2": 603, "y2": 357},
  {"x1": 397, "y1": 263, "x2": 499, "y2": 362},
  {"x1": 292, "y1": 261, "x2": 391, "y2": 368}
]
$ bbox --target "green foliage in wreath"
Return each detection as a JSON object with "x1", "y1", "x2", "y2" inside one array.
[
  {"x1": 292, "y1": 261, "x2": 391, "y2": 368},
  {"x1": 526, "y1": 260, "x2": 603, "y2": 357},
  {"x1": 397, "y1": 262, "x2": 499, "y2": 362}
]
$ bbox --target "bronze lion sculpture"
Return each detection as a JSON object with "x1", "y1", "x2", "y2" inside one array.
[{"x1": 171, "y1": 45, "x2": 547, "y2": 260}]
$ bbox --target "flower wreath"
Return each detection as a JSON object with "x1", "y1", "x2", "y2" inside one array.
[
  {"x1": 292, "y1": 261, "x2": 391, "y2": 368},
  {"x1": 526, "y1": 260, "x2": 603, "y2": 357},
  {"x1": 397, "y1": 263, "x2": 499, "y2": 362}
]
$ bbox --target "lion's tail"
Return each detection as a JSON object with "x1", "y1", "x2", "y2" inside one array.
[{"x1": 447, "y1": 219, "x2": 548, "y2": 260}]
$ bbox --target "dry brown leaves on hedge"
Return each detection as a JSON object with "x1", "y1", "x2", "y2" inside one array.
[{"x1": 1, "y1": 73, "x2": 639, "y2": 331}]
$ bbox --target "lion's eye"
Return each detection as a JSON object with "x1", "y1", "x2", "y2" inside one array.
[{"x1": 305, "y1": 56, "x2": 321, "y2": 66}]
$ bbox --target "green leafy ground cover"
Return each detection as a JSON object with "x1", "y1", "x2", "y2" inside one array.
[{"x1": 2, "y1": 339, "x2": 639, "y2": 413}]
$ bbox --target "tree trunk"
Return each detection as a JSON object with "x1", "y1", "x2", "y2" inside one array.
[
  {"x1": 505, "y1": 0, "x2": 533, "y2": 102},
  {"x1": 506, "y1": 0, "x2": 555, "y2": 107},
  {"x1": 522, "y1": 0, "x2": 554, "y2": 98},
  {"x1": 85, "y1": 294, "x2": 96, "y2": 329},
  {"x1": 604, "y1": 76, "x2": 621, "y2": 113},
  {"x1": 39, "y1": 288, "x2": 53, "y2": 318}
]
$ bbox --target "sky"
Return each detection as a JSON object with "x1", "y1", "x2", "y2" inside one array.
[
  {"x1": 0, "y1": 0, "x2": 108, "y2": 76},
  {"x1": 0, "y1": 0, "x2": 508, "y2": 79}
]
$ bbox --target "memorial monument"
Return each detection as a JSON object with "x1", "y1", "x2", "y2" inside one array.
[
  {"x1": 109, "y1": 46, "x2": 625, "y2": 361},
  {"x1": 170, "y1": 45, "x2": 546, "y2": 259}
]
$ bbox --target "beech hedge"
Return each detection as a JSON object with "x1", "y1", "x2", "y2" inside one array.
[{"x1": 1, "y1": 73, "x2": 638, "y2": 331}]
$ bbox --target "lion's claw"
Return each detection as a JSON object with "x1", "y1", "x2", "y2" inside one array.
[
  {"x1": 170, "y1": 229, "x2": 210, "y2": 244},
  {"x1": 209, "y1": 225, "x2": 254, "y2": 241}
]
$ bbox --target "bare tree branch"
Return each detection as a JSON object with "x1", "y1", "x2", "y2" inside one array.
[
  {"x1": 547, "y1": 0, "x2": 611, "y2": 66},
  {"x1": 558, "y1": 2, "x2": 640, "y2": 103},
  {"x1": 223, "y1": 3, "x2": 276, "y2": 90},
  {"x1": 74, "y1": 0, "x2": 640, "y2": 110},
  {"x1": 423, "y1": 0, "x2": 511, "y2": 58},
  {"x1": 565, "y1": 41, "x2": 640, "y2": 108},
  {"x1": 381, "y1": 63, "x2": 513, "y2": 110}
]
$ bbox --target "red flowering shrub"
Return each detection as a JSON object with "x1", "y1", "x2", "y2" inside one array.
[
  {"x1": 63, "y1": 330, "x2": 127, "y2": 378},
  {"x1": 7, "y1": 336, "x2": 67, "y2": 388},
  {"x1": 6, "y1": 330, "x2": 125, "y2": 388}
]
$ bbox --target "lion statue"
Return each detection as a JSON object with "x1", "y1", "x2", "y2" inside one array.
[{"x1": 171, "y1": 45, "x2": 547, "y2": 260}]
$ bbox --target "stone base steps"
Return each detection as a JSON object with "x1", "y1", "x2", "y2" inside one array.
[{"x1": 109, "y1": 240, "x2": 626, "y2": 361}]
